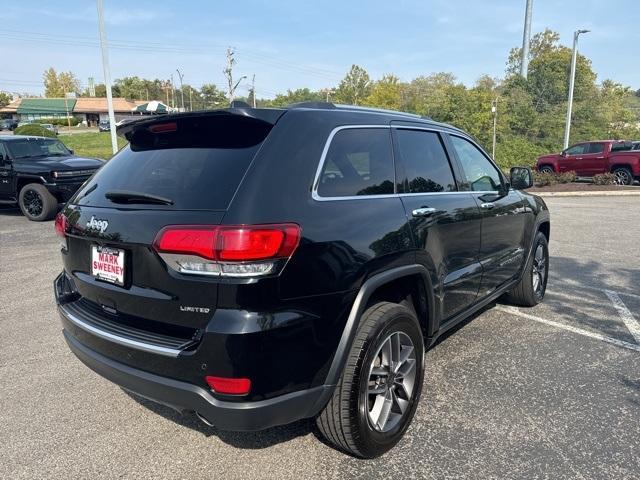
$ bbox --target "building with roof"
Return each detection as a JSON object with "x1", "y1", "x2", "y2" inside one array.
[
  {"x1": 0, "y1": 97, "x2": 148, "y2": 126},
  {"x1": 73, "y1": 97, "x2": 147, "y2": 125}
]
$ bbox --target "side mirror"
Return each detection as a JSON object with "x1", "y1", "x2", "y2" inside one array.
[
  {"x1": 510, "y1": 166, "x2": 533, "y2": 190},
  {"x1": 68, "y1": 149, "x2": 74, "y2": 154},
  {"x1": 560, "y1": 150, "x2": 567, "y2": 157}
]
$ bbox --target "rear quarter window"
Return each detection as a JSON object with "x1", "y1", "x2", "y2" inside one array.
[{"x1": 316, "y1": 128, "x2": 394, "y2": 197}]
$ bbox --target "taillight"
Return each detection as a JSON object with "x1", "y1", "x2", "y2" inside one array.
[
  {"x1": 54, "y1": 213, "x2": 68, "y2": 250},
  {"x1": 205, "y1": 376, "x2": 251, "y2": 395},
  {"x1": 54, "y1": 212, "x2": 67, "y2": 237},
  {"x1": 153, "y1": 224, "x2": 301, "y2": 278}
]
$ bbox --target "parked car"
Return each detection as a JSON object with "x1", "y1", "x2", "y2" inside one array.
[
  {"x1": 54, "y1": 104, "x2": 550, "y2": 458},
  {"x1": 0, "y1": 135, "x2": 104, "y2": 221},
  {"x1": 536, "y1": 140, "x2": 640, "y2": 185},
  {"x1": 98, "y1": 121, "x2": 110, "y2": 132},
  {"x1": 0, "y1": 118, "x2": 18, "y2": 130},
  {"x1": 17, "y1": 120, "x2": 32, "y2": 127},
  {"x1": 40, "y1": 123, "x2": 59, "y2": 135}
]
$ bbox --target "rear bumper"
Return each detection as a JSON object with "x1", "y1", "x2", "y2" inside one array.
[{"x1": 62, "y1": 328, "x2": 332, "y2": 431}]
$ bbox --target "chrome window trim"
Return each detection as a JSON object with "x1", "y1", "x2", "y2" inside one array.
[
  {"x1": 60, "y1": 304, "x2": 182, "y2": 357},
  {"x1": 312, "y1": 124, "x2": 498, "y2": 202}
]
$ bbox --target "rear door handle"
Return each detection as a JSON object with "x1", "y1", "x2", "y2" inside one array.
[
  {"x1": 412, "y1": 207, "x2": 437, "y2": 217},
  {"x1": 480, "y1": 202, "x2": 495, "y2": 210}
]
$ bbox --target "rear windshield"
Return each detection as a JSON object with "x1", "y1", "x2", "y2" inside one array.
[{"x1": 73, "y1": 114, "x2": 273, "y2": 210}]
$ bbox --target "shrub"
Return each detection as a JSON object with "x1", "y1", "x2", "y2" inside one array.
[
  {"x1": 593, "y1": 173, "x2": 616, "y2": 185},
  {"x1": 532, "y1": 170, "x2": 577, "y2": 187},
  {"x1": 14, "y1": 124, "x2": 56, "y2": 138},
  {"x1": 556, "y1": 171, "x2": 577, "y2": 183},
  {"x1": 532, "y1": 171, "x2": 557, "y2": 187},
  {"x1": 33, "y1": 116, "x2": 81, "y2": 126}
]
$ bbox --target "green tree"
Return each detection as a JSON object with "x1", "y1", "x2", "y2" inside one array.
[
  {"x1": 262, "y1": 88, "x2": 324, "y2": 107},
  {"x1": 364, "y1": 74, "x2": 403, "y2": 110},
  {"x1": 43, "y1": 68, "x2": 80, "y2": 97},
  {"x1": 199, "y1": 84, "x2": 227, "y2": 108},
  {"x1": 0, "y1": 91, "x2": 11, "y2": 108},
  {"x1": 334, "y1": 65, "x2": 371, "y2": 105},
  {"x1": 506, "y1": 28, "x2": 561, "y2": 76}
]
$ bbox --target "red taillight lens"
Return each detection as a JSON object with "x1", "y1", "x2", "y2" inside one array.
[
  {"x1": 154, "y1": 224, "x2": 301, "y2": 262},
  {"x1": 54, "y1": 213, "x2": 67, "y2": 237},
  {"x1": 155, "y1": 227, "x2": 217, "y2": 260},
  {"x1": 205, "y1": 376, "x2": 251, "y2": 395}
]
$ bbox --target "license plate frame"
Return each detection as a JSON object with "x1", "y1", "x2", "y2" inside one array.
[{"x1": 91, "y1": 245, "x2": 125, "y2": 286}]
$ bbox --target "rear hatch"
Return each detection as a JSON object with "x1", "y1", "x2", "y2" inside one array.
[{"x1": 59, "y1": 110, "x2": 283, "y2": 332}]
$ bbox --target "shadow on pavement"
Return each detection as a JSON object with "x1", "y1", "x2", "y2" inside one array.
[{"x1": 123, "y1": 389, "x2": 314, "y2": 449}]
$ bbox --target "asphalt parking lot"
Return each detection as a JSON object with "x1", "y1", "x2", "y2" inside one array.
[{"x1": 1, "y1": 196, "x2": 639, "y2": 479}]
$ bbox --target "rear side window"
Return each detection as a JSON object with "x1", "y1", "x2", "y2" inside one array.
[
  {"x1": 317, "y1": 128, "x2": 394, "y2": 197},
  {"x1": 587, "y1": 143, "x2": 605, "y2": 154},
  {"x1": 394, "y1": 129, "x2": 456, "y2": 193},
  {"x1": 73, "y1": 115, "x2": 272, "y2": 210}
]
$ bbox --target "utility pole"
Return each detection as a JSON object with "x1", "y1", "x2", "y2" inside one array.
[
  {"x1": 520, "y1": 0, "x2": 533, "y2": 78},
  {"x1": 251, "y1": 74, "x2": 256, "y2": 107},
  {"x1": 175, "y1": 68, "x2": 185, "y2": 111},
  {"x1": 189, "y1": 86, "x2": 193, "y2": 111},
  {"x1": 491, "y1": 98, "x2": 498, "y2": 160},
  {"x1": 96, "y1": 0, "x2": 118, "y2": 155},
  {"x1": 563, "y1": 29, "x2": 590, "y2": 149},
  {"x1": 223, "y1": 47, "x2": 246, "y2": 104},
  {"x1": 170, "y1": 73, "x2": 175, "y2": 109}
]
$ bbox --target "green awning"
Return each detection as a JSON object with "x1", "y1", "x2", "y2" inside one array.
[{"x1": 17, "y1": 98, "x2": 76, "y2": 115}]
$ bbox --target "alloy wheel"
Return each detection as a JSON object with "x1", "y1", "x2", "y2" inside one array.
[
  {"x1": 613, "y1": 170, "x2": 631, "y2": 185},
  {"x1": 23, "y1": 189, "x2": 43, "y2": 217},
  {"x1": 531, "y1": 244, "x2": 547, "y2": 297},
  {"x1": 367, "y1": 331, "x2": 417, "y2": 433}
]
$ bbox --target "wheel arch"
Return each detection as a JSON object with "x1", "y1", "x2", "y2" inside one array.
[
  {"x1": 16, "y1": 174, "x2": 46, "y2": 194},
  {"x1": 323, "y1": 265, "x2": 435, "y2": 388},
  {"x1": 538, "y1": 163, "x2": 555, "y2": 172}
]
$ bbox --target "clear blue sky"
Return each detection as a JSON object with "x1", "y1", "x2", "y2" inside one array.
[{"x1": 1, "y1": 0, "x2": 638, "y2": 98}]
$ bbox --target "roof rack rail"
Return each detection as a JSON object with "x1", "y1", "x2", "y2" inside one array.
[
  {"x1": 333, "y1": 104, "x2": 422, "y2": 118},
  {"x1": 286, "y1": 101, "x2": 336, "y2": 109}
]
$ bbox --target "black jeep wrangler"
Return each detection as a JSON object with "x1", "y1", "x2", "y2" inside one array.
[
  {"x1": 54, "y1": 104, "x2": 549, "y2": 458},
  {"x1": 0, "y1": 136, "x2": 104, "y2": 221}
]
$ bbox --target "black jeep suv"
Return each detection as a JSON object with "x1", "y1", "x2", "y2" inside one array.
[
  {"x1": 54, "y1": 104, "x2": 549, "y2": 458},
  {"x1": 0, "y1": 136, "x2": 104, "y2": 221}
]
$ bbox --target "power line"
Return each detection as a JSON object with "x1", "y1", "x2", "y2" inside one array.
[{"x1": 0, "y1": 29, "x2": 342, "y2": 81}]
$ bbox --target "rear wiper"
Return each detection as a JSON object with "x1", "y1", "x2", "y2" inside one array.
[{"x1": 105, "y1": 190, "x2": 173, "y2": 205}]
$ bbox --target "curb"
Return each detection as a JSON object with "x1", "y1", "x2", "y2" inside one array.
[{"x1": 534, "y1": 190, "x2": 640, "y2": 197}]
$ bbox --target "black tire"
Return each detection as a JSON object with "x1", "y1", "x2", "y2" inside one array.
[
  {"x1": 504, "y1": 231, "x2": 549, "y2": 307},
  {"x1": 612, "y1": 167, "x2": 633, "y2": 186},
  {"x1": 316, "y1": 301, "x2": 425, "y2": 458},
  {"x1": 539, "y1": 166, "x2": 554, "y2": 174},
  {"x1": 18, "y1": 183, "x2": 58, "y2": 221}
]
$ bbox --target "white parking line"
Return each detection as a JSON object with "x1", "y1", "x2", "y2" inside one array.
[
  {"x1": 550, "y1": 278, "x2": 640, "y2": 300},
  {"x1": 605, "y1": 290, "x2": 640, "y2": 345},
  {"x1": 496, "y1": 306, "x2": 640, "y2": 353}
]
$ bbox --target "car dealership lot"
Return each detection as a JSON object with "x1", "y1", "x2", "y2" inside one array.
[{"x1": 1, "y1": 197, "x2": 639, "y2": 479}]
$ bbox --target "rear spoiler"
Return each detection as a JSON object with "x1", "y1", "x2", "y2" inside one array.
[{"x1": 116, "y1": 108, "x2": 286, "y2": 138}]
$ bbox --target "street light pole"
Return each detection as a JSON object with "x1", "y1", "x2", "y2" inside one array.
[
  {"x1": 96, "y1": 0, "x2": 118, "y2": 155},
  {"x1": 491, "y1": 98, "x2": 498, "y2": 160},
  {"x1": 176, "y1": 68, "x2": 185, "y2": 111},
  {"x1": 563, "y1": 29, "x2": 590, "y2": 149},
  {"x1": 520, "y1": 0, "x2": 534, "y2": 78}
]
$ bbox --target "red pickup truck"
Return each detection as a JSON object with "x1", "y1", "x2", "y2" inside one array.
[{"x1": 536, "y1": 140, "x2": 640, "y2": 185}]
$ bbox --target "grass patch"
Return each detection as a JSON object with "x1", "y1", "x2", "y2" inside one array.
[{"x1": 59, "y1": 132, "x2": 127, "y2": 160}]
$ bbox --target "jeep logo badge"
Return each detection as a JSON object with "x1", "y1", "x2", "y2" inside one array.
[{"x1": 86, "y1": 216, "x2": 109, "y2": 233}]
